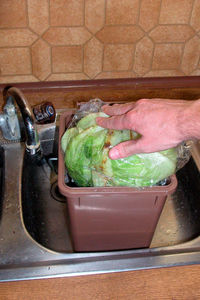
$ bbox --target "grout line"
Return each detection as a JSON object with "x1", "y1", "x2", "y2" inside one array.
[
  {"x1": 25, "y1": 0, "x2": 29, "y2": 27},
  {"x1": 49, "y1": 71, "x2": 88, "y2": 75},
  {"x1": 102, "y1": 44, "x2": 105, "y2": 72},
  {"x1": 29, "y1": 36, "x2": 41, "y2": 48},
  {"x1": 178, "y1": 43, "x2": 185, "y2": 73},
  {"x1": 82, "y1": 41, "x2": 84, "y2": 73},
  {"x1": 197, "y1": 51, "x2": 200, "y2": 68},
  {"x1": 100, "y1": 39, "x2": 104, "y2": 74},
  {"x1": 82, "y1": 71, "x2": 90, "y2": 79},
  {"x1": 0, "y1": 46, "x2": 36, "y2": 49},
  {"x1": 131, "y1": 44, "x2": 136, "y2": 71},
  {"x1": 48, "y1": 0, "x2": 51, "y2": 26},
  {"x1": 103, "y1": 0, "x2": 106, "y2": 26},
  {"x1": 137, "y1": 0, "x2": 142, "y2": 25},
  {"x1": 104, "y1": 0, "x2": 107, "y2": 25},
  {"x1": 83, "y1": 0, "x2": 85, "y2": 27},
  {"x1": 45, "y1": 73, "x2": 51, "y2": 81},
  {"x1": 149, "y1": 40, "x2": 155, "y2": 71},
  {"x1": 93, "y1": 71, "x2": 102, "y2": 79},
  {"x1": 50, "y1": 47, "x2": 53, "y2": 74},
  {"x1": 29, "y1": 45, "x2": 33, "y2": 75},
  {"x1": 189, "y1": 0, "x2": 196, "y2": 25},
  {"x1": 48, "y1": 25, "x2": 89, "y2": 28},
  {"x1": 0, "y1": 26, "x2": 28, "y2": 30},
  {"x1": 157, "y1": 0, "x2": 162, "y2": 25}
]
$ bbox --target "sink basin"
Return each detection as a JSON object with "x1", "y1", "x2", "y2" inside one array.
[
  {"x1": 22, "y1": 122, "x2": 200, "y2": 252},
  {"x1": 1, "y1": 77, "x2": 200, "y2": 282},
  {"x1": 0, "y1": 146, "x2": 4, "y2": 220}
]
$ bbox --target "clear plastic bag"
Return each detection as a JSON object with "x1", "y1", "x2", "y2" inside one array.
[{"x1": 61, "y1": 99, "x2": 191, "y2": 188}]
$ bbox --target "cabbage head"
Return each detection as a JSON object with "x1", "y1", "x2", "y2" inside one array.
[{"x1": 61, "y1": 112, "x2": 177, "y2": 187}]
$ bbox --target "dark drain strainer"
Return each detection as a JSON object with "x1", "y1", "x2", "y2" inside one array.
[{"x1": 51, "y1": 181, "x2": 66, "y2": 203}]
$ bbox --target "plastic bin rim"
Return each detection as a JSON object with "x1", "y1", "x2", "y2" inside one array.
[{"x1": 58, "y1": 111, "x2": 178, "y2": 196}]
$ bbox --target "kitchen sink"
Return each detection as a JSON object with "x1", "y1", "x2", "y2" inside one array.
[
  {"x1": 0, "y1": 146, "x2": 4, "y2": 221},
  {"x1": 22, "y1": 121, "x2": 200, "y2": 252},
  {"x1": 1, "y1": 77, "x2": 200, "y2": 282},
  {"x1": 1, "y1": 111, "x2": 200, "y2": 282}
]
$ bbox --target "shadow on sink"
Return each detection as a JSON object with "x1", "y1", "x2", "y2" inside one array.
[
  {"x1": 22, "y1": 124, "x2": 200, "y2": 253},
  {"x1": 0, "y1": 146, "x2": 4, "y2": 221}
]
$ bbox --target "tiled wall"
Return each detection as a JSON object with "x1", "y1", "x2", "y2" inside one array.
[{"x1": 0, "y1": 0, "x2": 200, "y2": 84}]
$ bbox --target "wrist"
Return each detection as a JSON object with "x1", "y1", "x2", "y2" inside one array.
[{"x1": 179, "y1": 99, "x2": 200, "y2": 141}]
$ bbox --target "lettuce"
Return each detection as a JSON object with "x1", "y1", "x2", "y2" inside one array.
[{"x1": 61, "y1": 112, "x2": 177, "y2": 187}]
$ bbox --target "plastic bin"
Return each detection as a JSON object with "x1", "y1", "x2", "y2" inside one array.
[{"x1": 58, "y1": 111, "x2": 178, "y2": 252}]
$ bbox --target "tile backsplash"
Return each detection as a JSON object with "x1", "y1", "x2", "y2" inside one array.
[{"x1": 0, "y1": 0, "x2": 200, "y2": 84}]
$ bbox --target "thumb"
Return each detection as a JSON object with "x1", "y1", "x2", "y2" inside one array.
[
  {"x1": 102, "y1": 103, "x2": 136, "y2": 116},
  {"x1": 109, "y1": 139, "x2": 147, "y2": 159}
]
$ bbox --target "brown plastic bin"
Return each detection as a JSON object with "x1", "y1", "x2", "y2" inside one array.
[{"x1": 58, "y1": 111, "x2": 178, "y2": 252}]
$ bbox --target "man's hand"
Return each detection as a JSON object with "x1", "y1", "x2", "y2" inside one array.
[{"x1": 96, "y1": 99, "x2": 199, "y2": 159}]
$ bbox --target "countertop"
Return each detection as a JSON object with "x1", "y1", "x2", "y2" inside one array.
[
  {"x1": 0, "y1": 265, "x2": 200, "y2": 299},
  {"x1": 1, "y1": 78, "x2": 200, "y2": 298}
]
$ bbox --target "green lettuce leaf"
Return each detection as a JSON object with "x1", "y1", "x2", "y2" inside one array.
[{"x1": 61, "y1": 112, "x2": 177, "y2": 187}]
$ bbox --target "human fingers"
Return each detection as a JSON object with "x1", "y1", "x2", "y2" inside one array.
[
  {"x1": 102, "y1": 102, "x2": 136, "y2": 116},
  {"x1": 108, "y1": 138, "x2": 152, "y2": 159},
  {"x1": 96, "y1": 114, "x2": 129, "y2": 130}
]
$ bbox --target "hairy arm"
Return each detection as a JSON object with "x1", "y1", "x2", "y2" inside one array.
[{"x1": 96, "y1": 99, "x2": 200, "y2": 159}]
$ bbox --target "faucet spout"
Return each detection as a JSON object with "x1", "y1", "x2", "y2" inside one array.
[{"x1": 4, "y1": 87, "x2": 40, "y2": 155}]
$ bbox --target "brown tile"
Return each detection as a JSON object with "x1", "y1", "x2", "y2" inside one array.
[
  {"x1": 96, "y1": 26, "x2": 144, "y2": 44},
  {"x1": 152, "y1": 44, "x2": 183, "y2": 70},
  {"x1": 52, "y1": 46, "x2": 82, "y2": 73},
  {"x1": 133, "y1": 37, "x2": 153, "y2": 76},
  {"x1": 0, "y1": 75, "x2": 38, "y2": 84},
  {"x1": 96, "y1": 71, "x2": 137, "y2": 79},
  {"x1": 27, "y1": 0, "x2": 49, "y2": 35},
  {"x1": 149, "y1": 25, "x2": 195, "y2": 43},
  {"x1": 190, "y1": 69, "x2": 200, "y2": 76},
  {"x1": 190, "y1": 0, "x2": 200, "y2": 32},
  {"x1": 144, "y1": 70, "x2": 185, "y2": 77},
  {"x1": 43, "y1": 27, "x2": 91, "y2": 46},
  {"x1": 31, "y1": 39, "x2": 51, "y2": 81},
  {"x1": 181, "y1": 36, "x2": 200, "y2": 74},
  {"x1": 139, "y1": 0, "x2": 161, "y2": 32},
  {"x1": 106, "y1": 0, "x2": 139, "y2": 25},
  {"x1": 160, "y1": 0, "x2": 193, "y2": 24},
  {"x1": 46, "y1": 73, "x2": 89, "y2": 81},
  {"x1": 103, "y1": 44, "x2": 134, "y2": 71},
  {"x1": 0, "y1": 0, "x2": 27, "y2": 28},
  {"x1": 50, "y1": 0, "x2": 84, "y2": 26},
  {"x1": 0, "y1": 29, "x2": 37, "y2": 47},
  {"x1": 84, "y1": 38, "x2": 103, "y2": 78},
  {"x1": 85, "y1": 0, "x2": 105, "y2": 34},
  {"x1": 0, "y1": 48, "x2": 31, "y2": 75}
]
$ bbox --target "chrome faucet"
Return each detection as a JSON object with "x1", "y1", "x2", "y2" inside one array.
[{"x1": 0, "y1": 87, "x2": 40, "y2": 155}]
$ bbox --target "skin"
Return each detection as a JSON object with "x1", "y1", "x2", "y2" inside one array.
[{"x1": 96, "y1": 98, "x2": 200, "y2": 160}]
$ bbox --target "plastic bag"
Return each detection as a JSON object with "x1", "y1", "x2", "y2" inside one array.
[{"x1": 61, "y1": 99, "x2": 191, "y2": 188}]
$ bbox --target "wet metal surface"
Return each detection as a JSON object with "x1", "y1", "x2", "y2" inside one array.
[{"x1": 1, "y1": 112, "x2": 200, "y2": 282}]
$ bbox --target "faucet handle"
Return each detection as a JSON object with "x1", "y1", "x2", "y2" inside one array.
[{"x1": 0, "y1": 96, "x2": 21, "y2": 140}]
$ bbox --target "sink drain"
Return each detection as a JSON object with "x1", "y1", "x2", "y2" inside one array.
[{"x1": 50, "y1": 181, "x2": 66, "y2": 203}]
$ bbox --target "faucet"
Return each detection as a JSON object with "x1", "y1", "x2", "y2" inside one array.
[{"x1": 0, "y1": 87, "x2": 40, "y2": 155}]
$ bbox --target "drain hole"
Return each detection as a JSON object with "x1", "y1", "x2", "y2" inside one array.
[{"x1": 51, "y1": 181, "x2": 66, "y2": 203}]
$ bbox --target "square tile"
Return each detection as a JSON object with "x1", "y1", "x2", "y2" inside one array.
[
  {"x1": 160, "y1": 0, "x2": 193, "y2": 24},
  {"x1": 103, "y1": 44, "x2": 134, "y2": 71},
  {"x1": 52, "y1": 46, "x2": 82, "y2": 72},
  {"x1": 50, "y1": 0, "x2": 84, "y2": 26},
  {"x1": 0, "y1": 0, "x2": 27, "y2": 28},
  {"x1": 152, "y1": 44, "x2": 183, "y2": 70},
  {"x1": 106, "y1": 0, "x2": 139, "y2": 25},
  {"x1": 0, "y1": 48, "x2": 31, "y2": 75}
]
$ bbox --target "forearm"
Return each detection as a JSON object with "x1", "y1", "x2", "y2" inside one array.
[
  {"x1": 179, "y1": 99, "x2": 200, "y2": 141},
  {"x1": 97, "y1": 98, "x2": 200, "y2": 159}
]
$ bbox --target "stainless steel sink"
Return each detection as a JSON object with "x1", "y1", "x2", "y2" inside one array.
[
  {"x1": 1, "y1": 110, "x2": 200, "y2": 282},
  {"x1": 0, "y1": 146, "x2": 4, "y2": 221}
]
